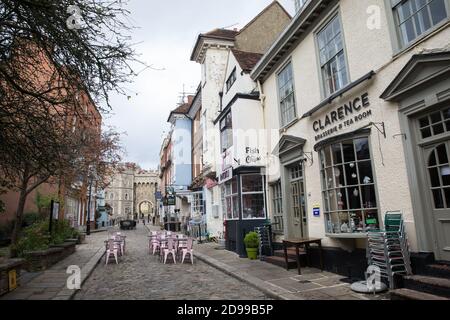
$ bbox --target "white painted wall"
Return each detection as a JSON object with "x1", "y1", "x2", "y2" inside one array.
[
  {"x1": 221, "y1": 53, "x2": 258, "y2": 108},
  {"x1": 201, "y1": 47, "x2": 230, "y2": 172},
  {"x1": 201, "y1": 47, "x2": 231, "y2": 237},
  {"x1": 260, "y1": 0, "x2": 450, "y2": 252}
]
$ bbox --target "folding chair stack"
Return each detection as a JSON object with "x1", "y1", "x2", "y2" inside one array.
[
  {"x1": 254, "y1": 225, "x2": 273, "y2": 261},
  {"x1": 367, "y1": 211, "x2": 412, "y2": 289}
]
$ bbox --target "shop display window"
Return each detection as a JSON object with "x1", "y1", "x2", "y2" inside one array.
[
  {"x1": 320, "y1": 137, "x2": 380, "y2": 235},
  {"x1": 241, "y1": 174, "x2": 266, "y2": 220},
  {"x1": 222, "y1": 177, "x2": 239, "y2": 220}
]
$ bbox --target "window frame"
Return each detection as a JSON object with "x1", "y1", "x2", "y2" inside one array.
[
  {"x1": 222, "y1": 177, "x2": 239, "y2": 221},
  {"x1": 226, "y1": 67, "x2": 237, "y2": 93},
  {"x1": 385, "y1": 0, "x2": 450, "y2": 54},
  {"x1": 241, "y1": 174, "x2": 266, "y2": 220},
  {"x1": 276, "y1": 60, "x2": 298, "y2": 128},
  {"x1": 270, "y1": 180, "x2": 284, "y2": 233},
  {"x1": 295, "y1": 0, "x2": 308, "y2": 13},
  {"x1": 318, "y1": 135, "x2": 381, "y2": 237},
  {"x1": 191, "y1": 191, "x2": 205, "y2": 216},
  {"x1": 314, "y1": 11, "x2": 350, "y2": 99},
  {"x1": 220, "y1": 111, "x2": 233, "y2": 153}
]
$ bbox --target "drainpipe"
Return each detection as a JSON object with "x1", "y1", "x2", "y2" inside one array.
[{"x1": 257, "y1": 79, "x2": 271, "y2": 228}]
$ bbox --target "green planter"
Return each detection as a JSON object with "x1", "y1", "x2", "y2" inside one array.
[{"x1": 246, "y1": 248, "x2": 258, "y2": 260}]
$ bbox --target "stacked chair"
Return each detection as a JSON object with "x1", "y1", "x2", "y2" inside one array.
[
  {"x1": 367, "y1": 211, "x2": 412, "y2": 289},
  {"x1": 254, "y1": 225, "x2": 273, "y2": 261}
]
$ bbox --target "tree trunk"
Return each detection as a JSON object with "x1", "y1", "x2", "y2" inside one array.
[{"x1": 10, "y1": 186, "x2": 28, "y2": 258}]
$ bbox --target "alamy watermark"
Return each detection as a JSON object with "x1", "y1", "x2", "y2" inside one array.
[
  {"x1": 366, "y1": 265, "x2": 382, "y2": 291},
  {"x1": 66, "y1": 5, "x2": 83, "y2": 30},
  {"x1": 66, "y1": 265, "x2": 81, "y2": 290},
  {"x1": 367, "y1": 5, "x2": 382, "y2": 30}
]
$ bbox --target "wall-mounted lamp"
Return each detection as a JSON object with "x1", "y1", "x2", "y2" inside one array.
[{"x1": 300, "y1": 151, "x2": 314, "y2": 167}]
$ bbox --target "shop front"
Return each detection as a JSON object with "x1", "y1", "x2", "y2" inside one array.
[
  {"x1": 269, "y1": 54, "x2": 450, "y2": 276},
  {"x1": 220, "y1": 167, "x2": 267, "y2": 257},
  {"x1": 269, "y1": 80, "x2": 399, "y2": 277},
  {"x1": 314, "y1": 130, "x2": 381, "y2": 237}
]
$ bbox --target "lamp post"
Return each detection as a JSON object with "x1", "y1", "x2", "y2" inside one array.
[
  {"x1": 86, "y1": 177, "x2": 93, "y2": 235},
  {"x1": 86, "y1": 165, "x2": 97, "y2": 236}
]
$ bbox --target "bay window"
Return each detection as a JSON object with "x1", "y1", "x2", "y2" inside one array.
[
  {"x1": 220, "y1": 112, "x2": 233, "y2": 152},
  {"x1": 222, "y1": 177, "x2": 239, "y2": 220},
  {"x1": 226, "y1": 67, "x2": 237, "y2": 92},
  {"x1": 241, "y1": 174, "x2": 266, "y2": 220},
  {"x1": 319, "y1": 137, "x2": 380, "y2": 235}
]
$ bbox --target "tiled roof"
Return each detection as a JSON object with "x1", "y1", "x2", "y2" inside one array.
[
  {"x1": 171, "y1": 102, "x2": 191, "y2": 115},
  {"x1": 191, "y1": 28, "x2": 238, "y2": 61},
  {"x1": 204, "y1": 28, "x2": 239, "y2": 40},
  {"x1": 232, "y1": 49, "x2": 264, "y2": 73}
]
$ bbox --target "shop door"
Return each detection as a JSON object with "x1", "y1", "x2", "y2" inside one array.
[
  {"x1": 423, "y1": 141, "x2": 450, "y2": 261},
  {"x1": 289, "y1": 164, "x2": 307, "y2": 239}
]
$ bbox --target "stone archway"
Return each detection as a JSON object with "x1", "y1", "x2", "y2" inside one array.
[{"x1": 139, "y1": 200, "x2": 154, "y2": 217}]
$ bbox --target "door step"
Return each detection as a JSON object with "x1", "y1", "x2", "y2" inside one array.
[
  {"x1": 403, "y1": 275, "x2": 450, "y2": 298},
  {"x1": 424, "y1": 263, "x2": 450, "y2": 279},
  {"x1": 273, "y1": 248, "x2": 307, "y2": 261},
  {"x1": 264, "y1": 256, "x2": 298, "y2": 269},
  {"x1": 390, "y1": 288, "x2": 449, "y2": 300}
]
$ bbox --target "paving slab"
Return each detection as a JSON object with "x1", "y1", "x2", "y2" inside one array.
[
  {"x1": 195, "y1": 242, "x2": 388, "y2": 301},
  {"x1": 73, "y1": 225, "x2": 271, "y2": 300},
  {"x1": 1, "y1": 230, "x2": 107, "y2": 300}
]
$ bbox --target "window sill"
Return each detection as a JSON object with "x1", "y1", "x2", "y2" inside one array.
[
  {"x1": 326, "y1": 233, "x2": 368, "y2": 239},
  {"x1": 279, "y1": 118, "x2": 300, "y2": 133}
]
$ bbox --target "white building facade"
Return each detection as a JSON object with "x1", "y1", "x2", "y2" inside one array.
[{"x1": 250, "y1": 0, "x2": 450, "y2": 274}]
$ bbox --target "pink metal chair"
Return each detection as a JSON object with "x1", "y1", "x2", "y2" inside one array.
[
  {"x1": 150, "y1": 235, "x2": 159, "y2": 255},
  {"x1": 114, "y1": 235, "x2": 124, "y2": 256},
  {"x1": 163, "y1": 238, "x2": 176, "y2": 264},
  {"x1": 158, "y1": 235, "x2": 167, "y2": 261},
  {"x1": 176, "y1": 236, "x2": 188, "y2": 259},
  {"x1": 105, "y1": 239, "x2": 119, "y2": 265},
  {"x1": 181, "y1": 238, "x2": 194, "y2": 264}
]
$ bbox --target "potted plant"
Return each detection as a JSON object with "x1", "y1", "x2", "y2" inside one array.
[{"x1": 244, "y1": 231, "x2": 260, "y2": 260}]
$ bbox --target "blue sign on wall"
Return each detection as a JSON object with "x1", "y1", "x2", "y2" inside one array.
[
  {"x1": 313, "y1": 205, "x2": 320, "y2": 217},
  {"x1": 155, "y1": 191, "x2": 163, "y2": 200}
]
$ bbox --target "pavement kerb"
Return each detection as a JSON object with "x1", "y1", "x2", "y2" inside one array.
[
  {"x1": 194, "y1": 251, "x2": 300, "y2": 300},
  {"x1": 52, "y1": 244, "x2": 106, "y2": 300}
]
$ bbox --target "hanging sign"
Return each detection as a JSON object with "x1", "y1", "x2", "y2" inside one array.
[{"x1": 218, "y1": 167, "x2": 233, "y2": 185}]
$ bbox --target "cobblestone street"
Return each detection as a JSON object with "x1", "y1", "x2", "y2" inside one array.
[{"x1": 74, "y1": 224, "x2": 270, "y2": 300}]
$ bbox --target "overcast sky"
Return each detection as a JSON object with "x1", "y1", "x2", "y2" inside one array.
[{"x1": 105, "y1": 0, "x2": 295, "y2": 170}]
